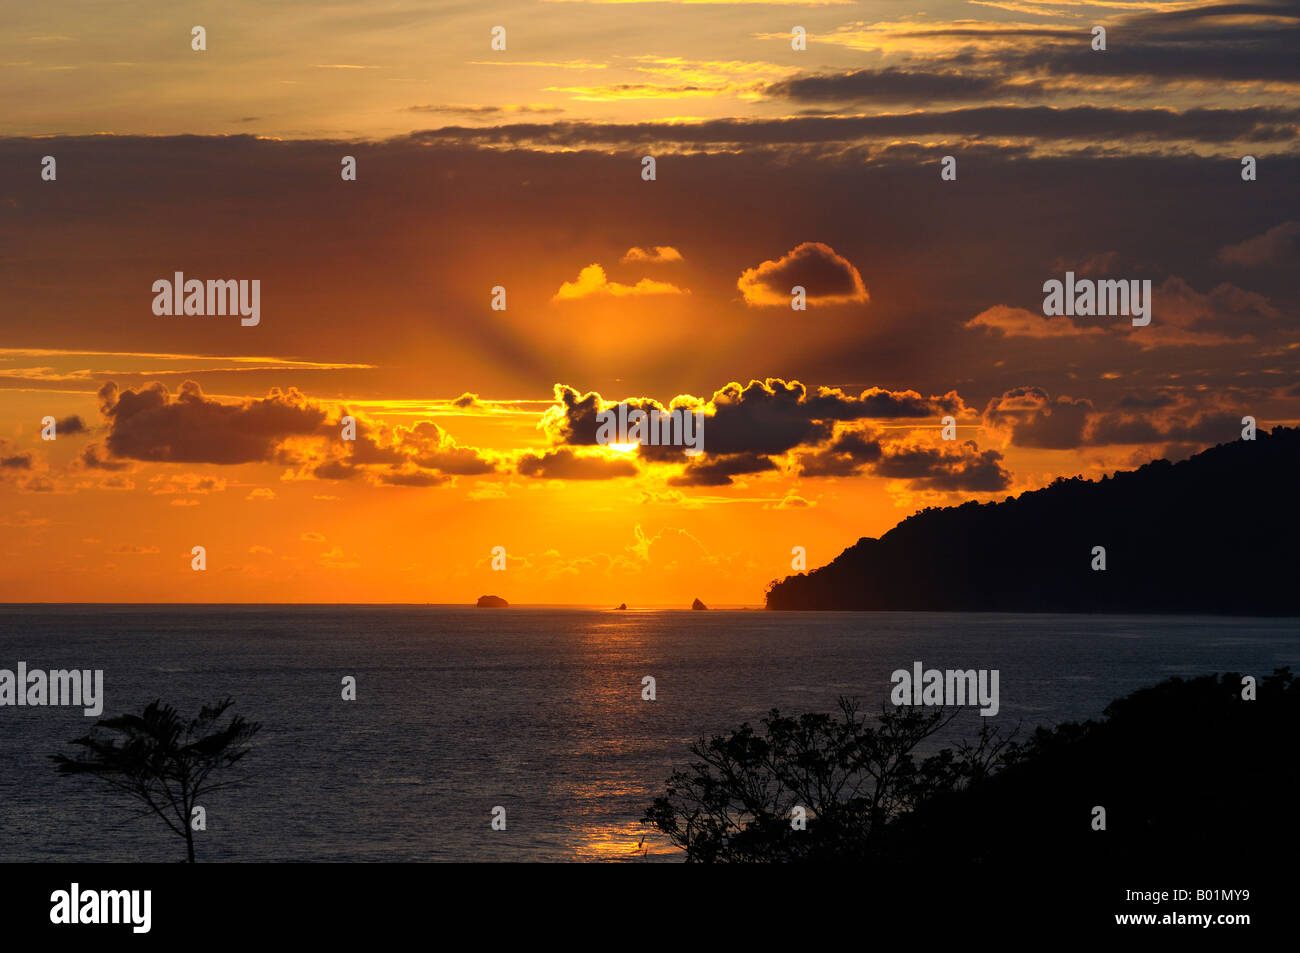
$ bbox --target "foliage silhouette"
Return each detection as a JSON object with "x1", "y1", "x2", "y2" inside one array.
[
  {"x1": 52, "y1": 697, "x2": 261, "y2": 863},
  {"x1": 646, "y1": 669, "x2": 1296, "y2": 867},
  {"x1": 889, "y1": 667, "x2": 1298, "y2": 873},
  {"x1": 766, "y1": 426, "x2": 1299, "y2": 613},
  {"x1": 643, "y1": 698, "x2": 1014, "y2": 862}
]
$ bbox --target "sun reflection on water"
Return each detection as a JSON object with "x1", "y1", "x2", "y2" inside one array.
[{"x1": 572, "y1": 823, "x2": 677, "y2": 862}]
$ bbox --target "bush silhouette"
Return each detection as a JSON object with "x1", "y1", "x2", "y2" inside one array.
[{"x1": 646, "y1": 669, "x2": 1296, "y2": 866}]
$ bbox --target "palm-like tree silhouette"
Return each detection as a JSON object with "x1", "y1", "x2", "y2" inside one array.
[{"x1": 52, "y1": 697, "x2": 260, "y2": 862}]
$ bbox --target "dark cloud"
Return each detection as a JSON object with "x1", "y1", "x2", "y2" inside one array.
[
  {"x1": 998, "y1": 38, "x2": 1300, "y2": 86},
  {"x1": 412, "y1": 445, "x2": 496, "y2": 475},
  {"x1": 883, "y1": 3, "x2": 1300, "y2": 85},
  {"x1": 795, "y1": 428, "x2": 884, "y2": 477},
  {"x1": 540, "y1": 386, "x2": 685, "y2": 451},
  {"x1": 738, "y1": 242, "x2": 868, "y2": 306},
  {"x1": 704, "y1": 380, "x2": 834, "y2": 455},
  {"x1": 0, "y1": 439, "x2": 32, "y2": 469},
  {"x1": 803, "y1": 387, "x2": 966, "y2": 420},
  {"x1": 373, "y1": 468, "x2": 452, "y2": 487},
  {"x1": 538, "y1": 379, "x2": 1005, "y2": 490},
  {"x1": 700, "y1": 377, "x2": 959, "y2": 455},
  {"x1": 517, "y1": 448, "x2": 638, "y2": 480},
  {"x1": 1217, "y1": 221, "x2": 1300, "y2": 266},
  {"x1": 80, "y1": 444, "x2": 131, "y2": 471},
  {"x1": 345, "y1": 419, "x2": 497, "y2": 476},
  {"x1": 99, "y1": 380, "x2": 329, "y2": 464},
  {"x1": 984, "y1": 387, "x2": 1093, "y2": 450},
  {"x1": 55, "y1": 415, "x2": 87, "y2": 435},
  {"x1": 984, "y1": 386, "x2": 1250, "y2": 449},
  {"x1": 768, "y1": 68, "x2": 1054, "y2": 105},
  {"x1": 543, "y1": 380, "x2": 964, "y2": 463},
  {"x1": 1085, "y1": 414, "x2": 1164, "y2": 445},
  {"x1": 1087, "y1": 410, "x2": 1245, "y2": 446},
  {"x1": 759, "y1": 4, "x2": 1300, "y2": 118},
  {"x1": 313, "y1": 460, "x2": 359, "y2": 481},
  {"x1": 667, "y1": 452, "x2": 777, "y2": 487},
  {"x1": 1124, "y1": 0, "x2": 1298, "y2": 32},
  {"x1": 1155, "y1": 276, "x2": 1281, "y2": 337},
  {"x1": 406, "y1": 105, "x2": 1300, "y2": 149},
  {"x1": 872, "y1": 441, "x2": 1012, "y2": 492},
  {"x1": 92, "y1": 381, "x2": 497, "y2": 487}
]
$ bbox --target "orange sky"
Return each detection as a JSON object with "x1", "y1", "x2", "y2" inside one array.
[{"x1": 2, "y1": 0, "x2": 1298, "y2": 604}]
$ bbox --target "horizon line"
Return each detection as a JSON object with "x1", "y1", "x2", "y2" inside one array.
[{"x1": 0, "y1": 601, "x2": 767, "y2": 609}]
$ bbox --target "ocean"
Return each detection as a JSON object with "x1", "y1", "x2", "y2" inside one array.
[{"x1": 1, "y1": 606, "x2": 1296, "y2": 862}]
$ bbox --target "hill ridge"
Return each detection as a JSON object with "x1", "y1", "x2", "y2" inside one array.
[{"x1": 764, "y1": 427, "x2": 1299, "y2": 615}]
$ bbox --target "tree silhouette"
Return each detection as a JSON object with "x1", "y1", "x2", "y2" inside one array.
[
  {"x1": 647, "y1": 670, "x2": 1297, "y2": 867},
  {"x1": 52, "y1": 697, "x2": 261, "y2": 862},
  {"x1": 643, "y1": 698, "x2": 1015, "y2": 862}
]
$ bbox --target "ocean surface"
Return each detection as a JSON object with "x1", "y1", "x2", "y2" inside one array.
[{"x1": 1, "y1": 606, "x2": 1296, "y2": 862}]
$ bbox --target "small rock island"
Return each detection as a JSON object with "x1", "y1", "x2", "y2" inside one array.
[
  {"x1": 476, "y1": 595, "x2": 509, "y2": 608},
  {"x1": 691, "y1": 598, "x2": 708, "y2": 610},
  {"x1": 615, "y1": 603, "x2": 627, "y2": 610}
]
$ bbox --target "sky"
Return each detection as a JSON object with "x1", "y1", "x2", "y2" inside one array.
[{"x1": 1, "y1": 0, "x2": 1297, "y2": 604}]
